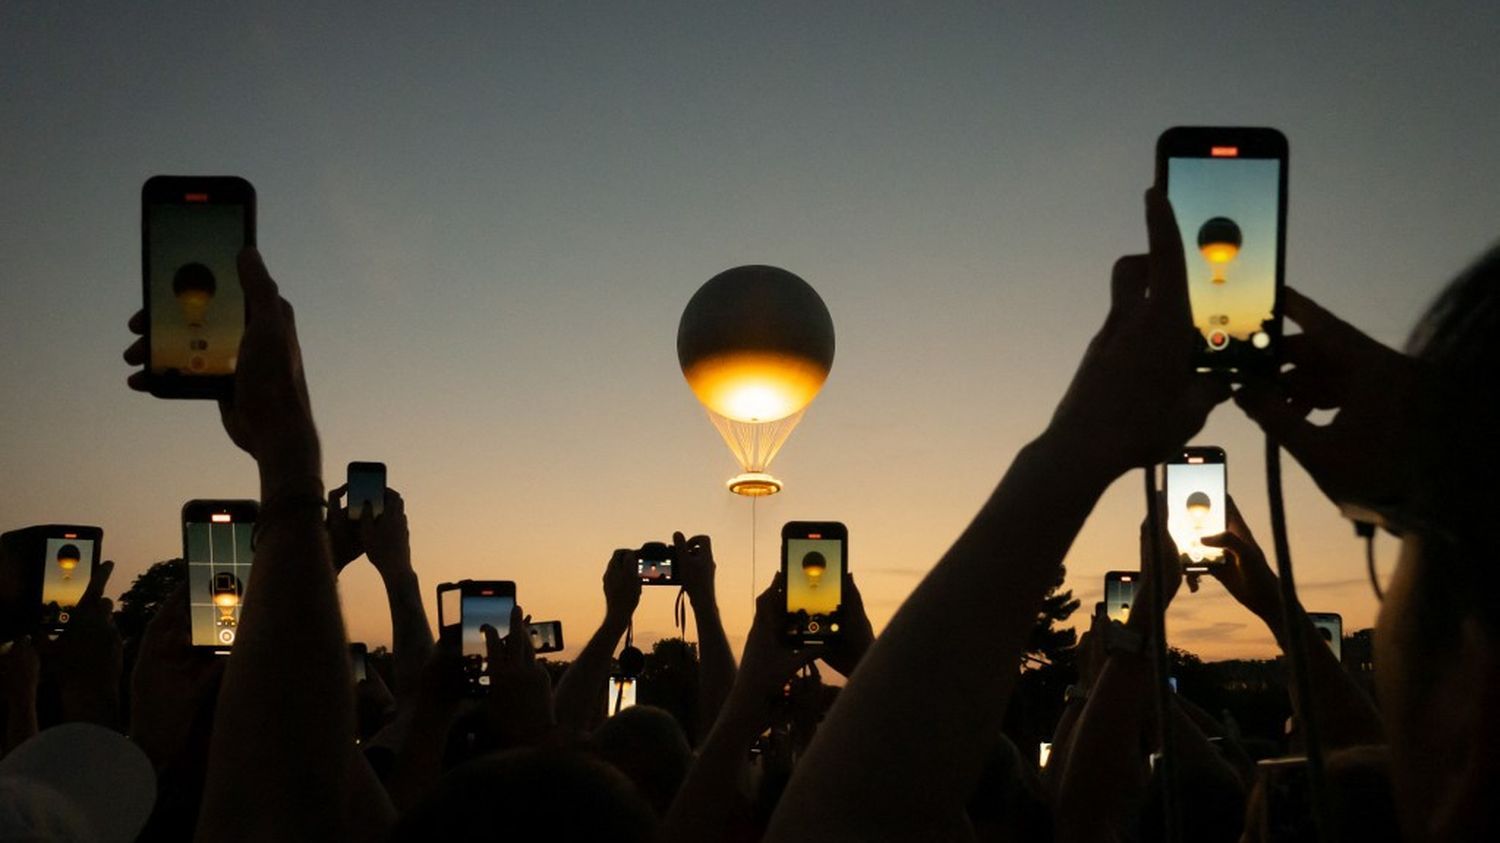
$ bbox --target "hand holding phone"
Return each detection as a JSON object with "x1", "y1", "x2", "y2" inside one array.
[{"x1": 437, "y1": 580, "x2": 516, "y2": 695}]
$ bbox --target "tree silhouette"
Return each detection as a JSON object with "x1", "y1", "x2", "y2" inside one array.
[
  {"x1": 114, "y1": 558, "x2": 186, "y2": 641},
  {"x1": 1026, "y1": 563, "x2": 1080, "y2": 666}
]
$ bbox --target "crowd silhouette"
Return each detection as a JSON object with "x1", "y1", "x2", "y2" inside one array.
[{"x1": 1, "y1": 185, "x2": 1497, "y2": 843}]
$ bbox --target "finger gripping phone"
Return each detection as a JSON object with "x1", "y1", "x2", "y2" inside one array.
[
  {"x1": 1155, "y1": 128, "x2": 1288, "y2": 375},
  {"x1": 437, "y1": 580, "x2": 516, "y2": 694},
  {"x1": 781, "y1": 521, "x2": 847, "y2": 646},
  {"x1": 347, "y1": 461, "x2": 387, "y2": 521},
  {"x1": 141, "y1": 176, "x2": 256, "y2": 399},
  {"x1": 182, "y1": 500, "x2": 259, "y2": 652},
  {"x1": 1166, "y1": 446, "x2": 1228, "y2": 572},
  {"x1": 1103, "y1": 571, "x2": 1138, "y2": 623},
  {"x1": 0, "y1": 525, "x2": 103, "y2": 639},
  {"x1": 636, "y1": 541, "x2": 676, "y2": 585}
]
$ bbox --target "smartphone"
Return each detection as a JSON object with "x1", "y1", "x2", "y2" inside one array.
[
  {"x1": 1156, "y1": 127, "x2": 1288, "y2": 375},
  {"x1": 1104, "y1": 571, "x2": 1138, "y2": 623},
  {"x1": 141, "y1": 176, "x2": 256, "y2": 399},
  {"x1": 347, "y1": 461, "x2": 387, "y2": 521},
  {"x1": 437, "y1": 580, "x2": 516, "y2": 690},
  {"x1": 1308, "y1": 612, "x2": 1343, "y2": 663},
  {"x1": 528, "y1": 620, "x2": 565, "y2": 653},
  {"x1": 0, "y1": 525, "x2": 103, "y2": 638},
  {"x1": 350, "y1": 642, "x2": 369, "y2": 682},
  {"x1": 782, "y1": 521, "x2": 847, "y2": 645},
  {"x1": 1166, "y1": 446, "x2": 1228, "y2": 572},
  {"x1": 607, "y1": 675, "x2": 638, "y2": 717},
  {"x1": 182, "y1": 500, "x2": 258, "y2": 652}
]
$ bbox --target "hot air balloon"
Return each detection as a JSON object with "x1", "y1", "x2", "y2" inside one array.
[
  {"x1": 678, "y1": 265, "x2": 835, "y2": 496},
  {"x1": 1185, "y1": 491, "x2": 1212, "y2": 530},
  {"x1": 56, "y1": 544, "x2": 80, "y2": 580},
  {"x1": 173, "y1": 263, "x2": 218, "y2": 327},
  {"x1": 801, "y1": 551, "x2": 827, "y2": 588},
  {"x1": 1197, "y1": 218, "x2": 1242, "y2": 285},
  {"x1": 212, "y1": 572, "x2": 243, "y2": 626}
]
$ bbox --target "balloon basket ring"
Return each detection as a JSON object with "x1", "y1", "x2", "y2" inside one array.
[{"x1": 727, "y1": 472, "x2": 782, "y2": 497}]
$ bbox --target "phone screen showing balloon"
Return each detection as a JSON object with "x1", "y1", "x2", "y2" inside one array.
[
  {"x1": 183, "y1": 501, "x2": 257, "y2": 651},
  {"x1": 1166, "y1": 448, "x2": 1227, "y2": 572},
  {"x1": 142, "y1": 176, "x2": 254, "y2": 398},
  {"x1": 40, "y1": 528, "x2": 99, "y2": 631},
  {"x1": 1158, "y1": 128, "x2": 1286, "y2": 375},
  {"x1": 782, "y1": 522, "x2": 846, "y2": 644},
  {"x1": 1104, "y1": 572, "x2": 1137, "y2": 623}
]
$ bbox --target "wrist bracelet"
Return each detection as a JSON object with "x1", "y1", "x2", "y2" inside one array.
[{"x1": 253, "y1": 479, "x2": 327, "y2": 545}]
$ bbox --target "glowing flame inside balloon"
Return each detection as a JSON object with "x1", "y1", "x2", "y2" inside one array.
[
  {"x1": 56, "y1": 544, "x2": 80, "y2": 581},
  {"x1": 1196, "y1": 217, "x2": 1242, "y2": 285},
  {"x1": 678, "y1": 266, "x2": 835, "y2": 496},
  {"x1": 802, "y1": 551, "x2": 827, "y2": 589},
  {"x1": 212, "y1": 573, "x2": 242, "y2": 624},
  {"x1": 173, "y1": 262, "x2": 218, "y2": 328}
]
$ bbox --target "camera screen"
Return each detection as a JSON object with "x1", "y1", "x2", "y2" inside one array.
[
  {"x1": 347, "y1": 465, "x2": 385, "y2": 520},
  {"x1": 461, "y1": 593, "x2": 514, "y2": 659},
  {"x1": 1310, "y1": 614, "x2": 1343, "y2": 662},
  {"x1": 529, "y1": 621, "x2": 562, "y2": 652},
  {"x1": 186, "y1": 516, "x2": 255, "y2": 648},
  {"x1": 40, "y1": 536, "x2": 94, "y2": 628},
  {"x1": 1105, "y1": 575, "x2": 1137, "y2": 623},
  {"x1": 607, "y1": 677, "x2": 637, "y2": 717},
  {"x1": 1167, "y1": 156, "x2": 1281, "y2": 372},
  {"x1": 638, "y1": 557, "x2": 673, "y2": 582},
  {"x1": 147, "y1": 202, "x2": 246, "y2": 378},
  {"x1": 1166, "y1": 460, "x2": 1227, "y2": 566},
  {"x1": 786, "y1": 537, "x2": 844, "y2": 635}
]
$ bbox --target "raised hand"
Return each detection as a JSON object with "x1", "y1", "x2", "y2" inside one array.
[
  {"x1": 820, "y1": 572, "x2": 874, "y2": 678},
  {"x1": 359, "y1": 489, "x2": 412, "y2": 578},
  {"x1": 482, "y1": 605, "x2": 555, "y2": 747},
  {"x1": 1050, "y1": 189, "x2": 1230, "y2": 475},
  {"x1": 1, "y1": 636, "x2": 40, "y2": 753},
  {"x1": 324, "y1": 484, "x2": 363, "y2": 571},
  {"x1": 36, "y1": 559, "x2": 123, "y2": 729},
  {"x1": 129, "y1": 585, "x2": 225, "y2": 770},
  {"x1": 672, "y1": 531, "x2": 716, "y2": 606},
  {"x1": 1202, "y1": 495, "x2": 1282, "y2": 622},
  {"x1": 737, "y1": 574, "x2": 818, "y2": 704},
  {"x1": 124, "y1": 248, "x2": 320, "y2": 488},
  {"x1": 1234, "y1": 287, "x2": 1426, "y2": 519},
  {"x1": 603, "y1": 547, "x2": 643, "y2": 626}
]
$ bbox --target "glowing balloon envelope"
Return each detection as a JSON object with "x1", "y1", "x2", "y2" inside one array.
[
  {"x1": 56, "y1": 544, "x2": 80, "y2": 580},
  {"x1": 1197, "y1": 217, "x2": 1242, "y2": 285},
  {"x1": 1186, "y1": 491, "x2": 1212, "y2": 526},
  {"x1": 173, "y1": 262, "x2": 217, "y2": 327},
  {"x1": 801, "y1": 551, "x2": 827, "y2": 587},
  {"x1": 678, "y1": 265, "x2": 835, "y2": 496}
]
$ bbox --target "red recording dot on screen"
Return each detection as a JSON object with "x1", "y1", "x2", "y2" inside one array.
[
  {"x1": 185, "y1": 193, "x2": 210, "y2": 202},
  {"x1": 1210, "y1": 146, "x2": 1239, "y2": 158},
  {"x1": 808, "y1": 533, "x2": 822, "y2": 539},
  {"x1": 63, "y1": 532, "x2": 77, "y2": 538}
]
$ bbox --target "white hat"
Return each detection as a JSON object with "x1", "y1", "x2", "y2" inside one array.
[{"x1": 0, "y1": 723, "x2": 156, "y2": 842}]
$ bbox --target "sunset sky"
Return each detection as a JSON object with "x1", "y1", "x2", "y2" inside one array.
[{"x1": 4, "y1": 3, "x2": 1498, "y2": 664}]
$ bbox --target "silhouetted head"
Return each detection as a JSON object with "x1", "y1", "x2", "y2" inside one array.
[
  {"x1": 1378, "y1": 242, "x2": 1500, "y2": 838},
  {"x1": 391, "y1": 747, "x2": 656, "y2": 841},
  {"x1": 588, "y1": 704, "x2": 692, "y2": 816}
]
